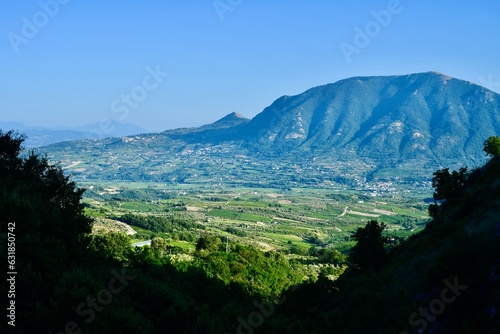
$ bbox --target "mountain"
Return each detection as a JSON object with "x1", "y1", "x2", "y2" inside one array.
[
  {"x1": 0, "y1": 121, "x2": 147, "y2": 147},
  {"x1": 0, "y1": 121, "x2": 34, "y2": 131},
  {"x1": 143, "y1": 72, "x2": 499, "y2": 166},
  {"x1": 40, "y1": 72, "x2": 500, "y2": 188},
  {"x1": 242, "y1": 72, "x2": 500, "y2": 166}
]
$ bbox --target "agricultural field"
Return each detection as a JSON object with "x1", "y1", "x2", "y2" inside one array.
[{"x1": 83, "y1": 182, "x2": 431, "y2": 255}]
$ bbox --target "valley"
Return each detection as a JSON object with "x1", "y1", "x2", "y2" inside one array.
[
  {"x1": 4, "y1": 71, "x2": 500, "y2": 333},
  {"x1": 31, "y1": 72, "x2": 498, "y2": 278},
  {"x1": 43, "y1": 72, "x2": 498, "y2": 192},
  {"x1": 39, "y1": 71, "x2": 498, "y2": 268},
  {"x1": 84, "y1": 183, "x2": 429, "y2": 255},
  {"x1": 4, "y1": 0, "x2": 500, "y2": 329}
]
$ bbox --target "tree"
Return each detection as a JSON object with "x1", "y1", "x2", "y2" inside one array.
[
  {"x1": 432, "y1": 167, "x2": 468, "y2": 202},
  {"x1": 317, "y1": 249, "x2": 347, "y2": 265},
  {"x1": 196, "y1": 235, "x2": 222, "y2": 252},
  {"x1": 0, "y1": 130, "x2": 93, "y2": 332},
  {"x1": 151, "y1": 236, "x2": 168, "y2": 252},
  {"x1": 349, "y1": 220, "x2": 387, "y2": 271},
  {"x1": 429, "y1": 167, "x2": 468, "y2": 218},
  {"x1": 0, "y1": 130, "x2": 24, "y2": 170},
  {"x1": 483, "y1": 136, "x2": 500, "y2": 158},
  {"x1": 0, "y1": 130, "x2": 93, "y2": 254},
  {"x1": 88, "y1": 232, "x2": 131, "y2": 262}
]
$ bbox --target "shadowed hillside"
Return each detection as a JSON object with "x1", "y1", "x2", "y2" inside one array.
[{"x1": 260, "y1": 143, "x2": 500, "y2": 333}]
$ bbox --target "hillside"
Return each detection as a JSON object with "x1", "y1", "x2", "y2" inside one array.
[
  {"x1": 40, "y1": 72, "x2": 500, "y2": 188},
  {"x1": 260, "y1": 155, "x2": 500, "y2": 333},
  {"x1": 244, "y1": 72, "x2": 499, "y2": 165},
  {"x1": 4, "y1": 128, "x2": 500, "y2": 333}
]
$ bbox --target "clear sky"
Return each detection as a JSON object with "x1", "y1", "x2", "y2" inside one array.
[{"x1": 1, "y1": 0, "x2": 499, "y2": 132}]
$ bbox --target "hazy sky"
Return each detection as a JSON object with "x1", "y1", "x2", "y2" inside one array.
[{"x1": 1, "y1": 0, "x2": 500, "y2": 132}]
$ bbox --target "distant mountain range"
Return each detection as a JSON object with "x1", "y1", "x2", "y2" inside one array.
[
  {"x1": 0, "y1": 121, "x2": 147, "y2": 147},
  {"x1": 41, "y1": 72, "x2": 500, "y2": 189}
]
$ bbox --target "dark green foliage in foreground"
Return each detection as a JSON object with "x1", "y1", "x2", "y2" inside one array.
[
  {"x1": 0, "y1": 130, "x2": 305, "y2": 333},
  {"x1": 3, "y1": 131, "x2": 500, "y2": 333},
  {"x1": 260, "y1": 145, "x2": 500, "y2": 333},
  {"x1": 348, "y1": 220, "x2": 387, "y2": 272},
  {"x1": 428, "y1": 167, "x2": 469, "y2": 219},
  {"x1": 0, "y1": 130, "x2": 93, "y2": 332}
]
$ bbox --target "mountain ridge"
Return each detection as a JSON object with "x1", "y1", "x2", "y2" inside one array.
[
  {"x1": 242, "y1": 72, "x2": 499, "y2": 157},
  {"x1": 153, "y1": 71, "x2": 499, "y2": 165},
  {"x1": 39, "y1": 72, "x2": 500, "y2": 187},
  {"x1": 0, "y1": 120, "x2": 147, "y2": 147}
]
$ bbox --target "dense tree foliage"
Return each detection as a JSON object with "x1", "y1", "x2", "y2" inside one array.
[
  {"x1": 308, "y1": 246, "x2": 347, "y2": 265},
  {"x1": 259, "y1": 140, "x2": 500, "y2": 334},
  {"x1": 88, "y1": 232, "x2": 131, "y2": 262},
  {"x1": 484, "y1": 135, "x2": 500, "y2": 158},
  {"x1": 3, "y1": 132, "x2": 500, "y2": 333},
  {"x1": 0, "y1": 131, "x2": 93, "y2": 332},
  {"x1": 348, "y1": 220, "x2": 387, "y2": 271},
  {"x1": 428, "y1": 167, "x2": 469, "y2": 218},
  {"x1": 118, "y1": 212, "x2": 202, "y2": 233},
  {"x1": 195, "y1": 235, "x2": 223, "y2": 252},
  {"x1": 0, "y1": 131, "x2": 310, "y2": 333}
]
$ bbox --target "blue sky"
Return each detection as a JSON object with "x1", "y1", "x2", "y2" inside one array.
[{"x1": 1, "y1": 0, "x2": 500, "y2": 132}]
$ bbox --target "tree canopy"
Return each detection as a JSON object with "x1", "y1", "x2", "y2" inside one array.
[
  {"x1": 348, "y1": 220, "x2": 387, "y2": 271},
  {"x1": 0, "y1": 130, "x2": 93, "y2": 332},
  {"x1": 484, "y1": 135, "x2": 500, "y2": 158},
  {"x1": 4, "y1": 130, "x2": 499, "y2": 333}
]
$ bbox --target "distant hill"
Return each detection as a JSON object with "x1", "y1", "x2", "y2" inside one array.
[
  {"x1": 160, "y1": 112, "x2": 250, "y2": 141},
  {"x1": 0, "y1": 121, "x2": 147, "y2": 147},
  {"x1": 40, "y1": 72, "x2": 500, "y2": 188},
  {"x1": 198, "y1": 112, "x2": 249, "y2": 130}
]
